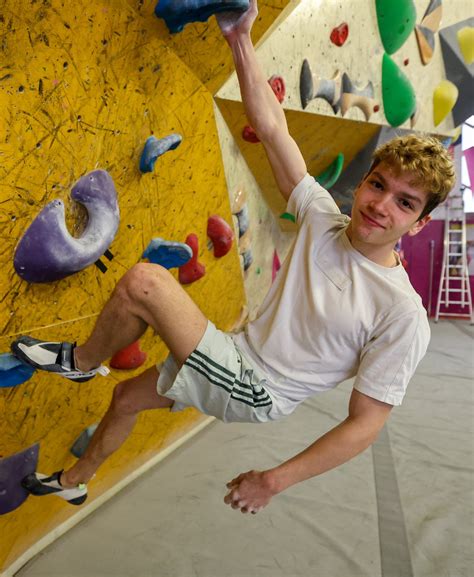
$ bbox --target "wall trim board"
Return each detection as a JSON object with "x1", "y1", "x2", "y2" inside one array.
[{"x1": 1, "y1": 416, "x2": 215, "y2": 577}]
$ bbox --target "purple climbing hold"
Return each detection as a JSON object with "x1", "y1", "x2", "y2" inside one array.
[
  {"x1": 139, "y1": 134, "x2": 182, "y2": 173},
  {"x1": 0, "y1": 443, "x2": 39, "y2": 515},
  {"x1": 0, "y1": 353, "x2": 36, "y2": 388},
  {"x1": 14, "y1": 170, "x2": 119, "y2": 283},
  {"x1": 155, "y1": 0, "x2": 250, "y2": 33},
  {"x1": 142, "y1": 238, "x2": 192, "y2": 268}
]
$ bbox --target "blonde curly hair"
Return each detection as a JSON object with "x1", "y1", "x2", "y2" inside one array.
[{"x1": 368, "y1": 134, "x2": 456, "y2": 220}]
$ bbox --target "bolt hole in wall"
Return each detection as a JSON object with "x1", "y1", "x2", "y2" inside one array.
[{"x1": 402, "y1": 117, "x2": 474, "y2": 317}]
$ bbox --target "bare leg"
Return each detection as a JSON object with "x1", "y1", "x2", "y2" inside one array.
[
  {"x1": 62, "y1": 366, "x2": 172, "y2": 487},
  {"x1": 75, "y1": 263, "x2": 208, "y2": 371}
]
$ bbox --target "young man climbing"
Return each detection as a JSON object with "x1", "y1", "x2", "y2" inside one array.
[{"x1": 13, "y1": 0, "x2": 455, "y2": 514}]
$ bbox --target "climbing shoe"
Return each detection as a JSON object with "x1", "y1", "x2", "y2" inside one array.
[
  {"x1": 22, "y1": 471, "x2": 88, "y2": 506},
  {"x1": 11, "y1": 337, "x2": 109, "y2": 383}
]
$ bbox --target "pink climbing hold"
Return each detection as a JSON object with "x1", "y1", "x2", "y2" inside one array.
[
  {"x1": 207, "y1": 215, "x2": 234, "y2": 258},
  {"x1": 110, "y1": 341, "x2": 147, "y2": 370},
  {"x1": 330, "y1": 23, "x2": 349, "y2": 47},
  {"x1": 272, "y1": 249, "x2": 281, "y2": 283},
  {"x1": 179, "y1": 233, "x2": 205, "y2": 285}
]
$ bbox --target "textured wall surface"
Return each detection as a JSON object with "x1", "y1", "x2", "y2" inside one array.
[
  {"x1": 1, "y1": 0, "x2": 471, "y2": 573},
  {"x1": 0, "y1": 0, "x2": 260, "y2": 571}
]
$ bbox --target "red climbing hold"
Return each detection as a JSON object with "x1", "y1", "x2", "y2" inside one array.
[
  {"x1": 207, "y1": 215, "x2": 234, "y2": 258},
  {"x1": 110, "y1": 341, "x2": 147, "y2": 370},
  {"x1": 330, "y1": 22, "x2": 349, "y2": 47},
  {"x1": 268, "y1": 75, "x2": 286, "y2": 103},
  {"x1": 403, "y1": 58, "x2": 409, "y2": 66},
  {"x1": 179, "y1": 233, "x2": 205, "y2": 284},
  {"x1": 272, "y1": 249, "x2": 281, "y2": 283},
  {"x1": 242, "y1": 125, "x2": 260, "y2": 143},
  {"x1": 373, "y1": 104, "x2": 380, "y2": 113}
]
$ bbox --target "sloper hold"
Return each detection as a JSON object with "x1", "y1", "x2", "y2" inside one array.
[
  {"x1": 70, "y1": 424, "x2": 98, "y2": 458},
  {"x1": 415, "y1": 0, "x2": 443, "y2": 65},
  {"x1": 179, "y1": 233, "x2": 205, "y2": 284},
  {"x1": 315, "y1": 153, "x2": 344, "y2": 189},
  {"x1": 433, "y1": 80, "x2": 459, "y2": 126},
  {"x1": 0, "y1": 443, "x2": 39, "y2": 515},
  {"x1": 375, "y1": 0, "x2": 417, "y2": 54},
  {"x1": 207, "y1": 215, "x2": 234, "y2": 257},
  {"x1": 0, "y1": 353, "x2": 36, "y2": 388},
  {"x1": 457, "y1": 26, "x2": 474, "y2": 65},
  {"x1": 439, "y1": 18, "x2": 474, "y2": 126},
  {"x1": 110, "y1": 341, "x2": 147, "y2": 370},
  {"x1": 155, "y1": 0, "x2": 249, "y2": 33},
  {"x1": 14, "y1": 170, "x2": 119, "y2": 283},
  {"x1": 381, "y1": 53, "x2": 416, "y2": 127},
  {"x1": 143, "y1": 238, "x2": 192, "y2": 269},
  {"x1": 139, "y1": 134, "x2": 182, "y2": 173}
]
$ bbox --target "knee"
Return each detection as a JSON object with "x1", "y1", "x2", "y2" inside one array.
[
  {"x1": 111, "y1": 380, "x2": 140, "y2": 417},
  {"x1": 117, "y1": 263, "x2": 170, "y2": 303}
]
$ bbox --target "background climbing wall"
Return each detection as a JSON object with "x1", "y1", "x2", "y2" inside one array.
[
  {"x1": 0, "y1": 0, "x2": 291, "y2": 572},
  {"x1": 1, "y1": 0, "x2": 472, "y2": 573}
]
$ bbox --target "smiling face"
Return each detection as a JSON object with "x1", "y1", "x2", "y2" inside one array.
[{"x1": 346, "y1": 161, "x2": 432, "y2": 267}]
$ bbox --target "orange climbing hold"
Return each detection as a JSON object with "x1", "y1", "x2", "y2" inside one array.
[
  {"x1": 207, "y1": 215, "x2": 234, "y2": 258},
  {"x1": 330, "y1": 23, "x2": 349, "y2": 47},
  {"x1": 110, "y1": 341, "x2": 147, "y2": 370},
  {"x1": 179, "y1": 233, "x2": 206, "y2": 284}
]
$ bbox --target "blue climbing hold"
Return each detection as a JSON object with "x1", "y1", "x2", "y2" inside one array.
[
  {"x1": 143, "y1": 238, "x2": 193, "y2": 269},
  {"x1": 0, "y1": 353, "x2": 36, "y2": 388},
  {"x1": 155, "y1": 0, "x2": 250, "y2": 33},
  {"x1": 139, "y1": 134, "x2": 182, "y2": 173}
]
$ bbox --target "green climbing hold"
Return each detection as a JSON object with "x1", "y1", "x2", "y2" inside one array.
[
  {"x1": 381, "y1": 53, "x2": 416, "y2": 127},
  {"x1": 315, "y1": 153, "x2": 344, "y2": 189},
  {"x1": 280, "y1": 212, "x2": 296, "y2": 223},
  {"x1": 375, "y1": 0, "x2": 417, "y2": 54}
]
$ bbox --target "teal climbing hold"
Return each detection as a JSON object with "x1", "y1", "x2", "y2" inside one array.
[
  {"x1": 0, "y1": 353, "x2": 36, "y2": 388},
  {"x1": 375, "y1": 0, "x2": 417, "y2": 54},
  {"x1": 315, "y1": 153, "x2": 344, "y2": 189},
  {"x1": 381, "y1": 53, "x2": 416, "y2": 127}
]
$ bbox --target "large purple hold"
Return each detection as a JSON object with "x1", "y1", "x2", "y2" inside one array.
[
  {"x1": 0, "y1": 443, "x2": 39, "y2": 515},
  {"x1": 14, "y1": 170, "x2": 120, "y2": 283}
]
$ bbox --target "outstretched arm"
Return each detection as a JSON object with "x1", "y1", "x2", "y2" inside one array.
[
  {"x1": 224, "y1": 389, "x2": 393, "y2": 513},
  {"x1": 217, "y1": 0, "x2": 307, "y2": 201}
]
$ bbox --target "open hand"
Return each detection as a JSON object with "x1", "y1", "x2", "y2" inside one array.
[
  {"x1": 216, "y1": 0, "x2": 258, "y2": 39},
  {"x1": 224, "y1": 469, "x2": 276, "y2": 514}
]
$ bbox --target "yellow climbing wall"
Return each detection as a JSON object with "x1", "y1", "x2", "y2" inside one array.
[{"x1": 0, "y1": 0, "x2": 294, "y2": 572}]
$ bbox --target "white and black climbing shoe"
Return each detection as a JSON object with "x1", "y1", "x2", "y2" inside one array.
[
  {"x1": 22, "y1": 471, "x2": 88, "y2": 506},
  {"x1": 11, "y1": 337, "x2": 109, "y2": 383}
]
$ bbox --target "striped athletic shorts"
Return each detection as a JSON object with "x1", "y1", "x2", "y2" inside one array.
[{"x1": 156, "y1": 321, "x2": 274, "y2": 423}]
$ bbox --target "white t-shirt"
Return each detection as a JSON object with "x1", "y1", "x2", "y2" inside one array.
[{"x1": 232, "y1": 174, "x2": 430, "y2": 418}]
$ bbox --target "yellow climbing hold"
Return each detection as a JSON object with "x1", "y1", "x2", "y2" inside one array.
[
  {"x1": 457, "y1": 27, "x2": 474, "y2": 65},
  {"x1": 433, "y1": 80, "x2": 459, "y2": 126}
]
